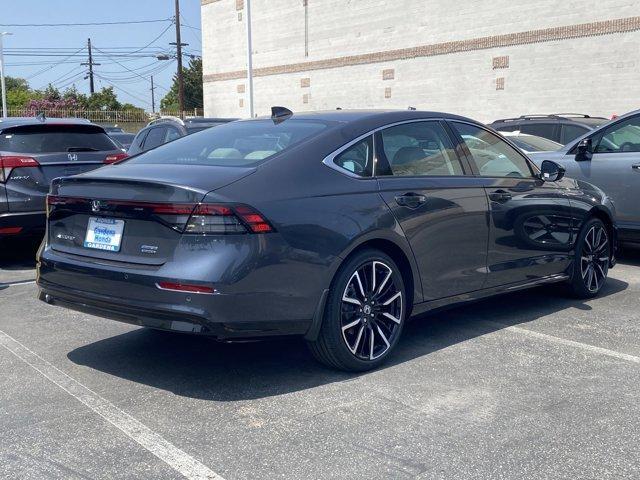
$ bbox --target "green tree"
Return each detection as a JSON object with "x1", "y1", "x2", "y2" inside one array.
[
  {"x1": 84, "y1": 87, "x2": 121, "y2": 110},
  {"x1": 160, "y1": 57, "x2": 203, "y2": 111},
  {"x1": 62, "y1": 85, "x2": 88, "y2": 108},
  {"x1": 43, "y1": 84, "x2": 61, "y2": 100},
  {"x1": 3, "y1": 76, "x2": 38, "y2": 109}
]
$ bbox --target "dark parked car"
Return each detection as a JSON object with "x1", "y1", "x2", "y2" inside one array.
[
  {"x1": 0, "y1": 117, "x2": 127, "y2": 239},
  {"x1": 108, "y1": 132, "x2": 135, "y2": 150},
  {"x1": 528, "y1": 108, "x2": 640, "y2": 247},
  {"x1": 490, "y1": 114, "x2": 608, "y2": 145},
  {"x1": 37, "y1": 109, "x2": 616, "y2": 371},
  {"x1": 127, "y1": 116, "x2": 238, "y2": 155}
]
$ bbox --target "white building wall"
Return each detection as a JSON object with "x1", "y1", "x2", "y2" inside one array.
[{"x1": 201, "y1": 0, "x2": 640, "y2": 122}]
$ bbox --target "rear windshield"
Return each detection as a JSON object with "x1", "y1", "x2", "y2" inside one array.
[
  {"x1": 128, "y1": 119, "x2": 330, "y2": 167},
  {"x1": 0, "y1": 125, "x2": 117, "y2": 154}
]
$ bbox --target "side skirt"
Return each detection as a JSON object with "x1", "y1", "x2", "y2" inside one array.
[{"x1": 410, "y1": 273, "x2": 570, "y2": 318}]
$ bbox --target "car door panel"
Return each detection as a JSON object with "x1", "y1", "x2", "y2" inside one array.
[
  {"x1": 480, "y1": 177, "x2": 573, "y2": 286},
  {"x1": 378, "y1": 178, "x2": 489, "y2": 300},
  {"x1": 450, "y1": 121, "x2": 574, "y2": 287},
  {"x1": 561, "y1": 154, "x2": 638, "y2": 224},
  {"x1": 374, "y1": 121, "x2": 489, "y2": 301}
]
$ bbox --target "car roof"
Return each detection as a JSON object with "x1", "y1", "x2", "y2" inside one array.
[
  {"x1": 491, "y1": 114, "x2": 608, "y2": 127},
  {"x1": 249, "y1": 109, "x2": 481, "y2": 125},
  {"x1": 0, "y1": 117, "x2": 94, "y2": 129}
]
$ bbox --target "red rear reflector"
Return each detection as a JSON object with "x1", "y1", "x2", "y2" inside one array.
[
  {"x1": 156, "y1": 282, "x2": 216, "y2": 294},
  {"x1": 104, "y1": 153, "x2": 129, "y2": 164},
  {"x1": 0, "y1": 227, "x2": 23, "y2": 235}
]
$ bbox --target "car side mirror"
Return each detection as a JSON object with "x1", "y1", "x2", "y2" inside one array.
[
  {"x1": 540, "y1": 160, "x2": 566, "y2": 182},
  {"x1": 575, "y1": 138, "x2": 593, "y2": 162}
]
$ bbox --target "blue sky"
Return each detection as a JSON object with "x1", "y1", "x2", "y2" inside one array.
[{"x1": 1, "y1": 0, "x2": 202, "y2": 109}]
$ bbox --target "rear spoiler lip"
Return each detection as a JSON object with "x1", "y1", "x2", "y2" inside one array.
[{"x1": 50, "y1": 175, "x2": 210, "y2": 197}]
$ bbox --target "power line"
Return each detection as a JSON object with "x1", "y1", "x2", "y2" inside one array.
[
  {"x1": 180, "y1": 23, "x2": 201, "y2": 31},
  {"x1": 92, "y1": 45, "x2": 171, "y2": 92},
  {"x1": 127, "y1": 22, "x2": 175, "y2": 55},
  {"x1": 25, "y1": 46, "x2": 85, "y2": 80},
  {"x1": 0, "y1": 18, "x2": 172, "y2": 27},
  {"x1": 94, "y1": 73, "x2": 152, "y2": 107}
]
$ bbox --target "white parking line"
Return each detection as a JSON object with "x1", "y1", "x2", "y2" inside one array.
[
  {"x1": 0, "y1": 329, "x2": 225, "y2": 480},
  {"x1": 486, "y1": 321, "x2": 640, "y2": 364}
]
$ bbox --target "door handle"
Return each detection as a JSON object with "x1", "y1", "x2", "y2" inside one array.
[
  {"x1": 632, "y1": 164, "x2": 640, "y2": 170},
  {"x1": 395, "y1": 193, "x2": 427, "y2": 209},
  {"x1": 489, "y1": 189, "x2": 512, "y2": 202}
]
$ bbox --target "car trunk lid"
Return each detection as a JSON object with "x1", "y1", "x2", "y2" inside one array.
[{"x1": 47, "y1": 163, "x2": 256, "y2": 265}]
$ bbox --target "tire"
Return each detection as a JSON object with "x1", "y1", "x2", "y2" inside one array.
[
  {"x1": 307, "y1": 248, "x2": 407, "y2": 372},
  {"x1": 568, "y1": 217, "x2": 610, "y2": 299}
]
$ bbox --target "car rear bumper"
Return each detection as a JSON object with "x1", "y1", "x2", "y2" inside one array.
[
  {"x1": 36, "y1": 245, "x2": 320, "y2": 340},
  {"x1": 0, "y1": 211, "x2": 46, "y2": 236}
]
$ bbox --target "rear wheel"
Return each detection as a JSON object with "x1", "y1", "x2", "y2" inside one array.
[
  {"x1": 307, "y1": 249, "x2": 406, "y2": 371},
  {"x1": 568, "y1": 218, "x2": 610, "y2": 298}
]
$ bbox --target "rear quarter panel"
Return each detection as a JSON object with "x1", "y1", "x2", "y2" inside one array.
[{"x1": 203, "y1": 130, "x2": 422, "y2": 315}]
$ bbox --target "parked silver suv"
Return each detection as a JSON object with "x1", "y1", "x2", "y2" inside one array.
[{"x1": 528, "y1": 109, "x2": 640, "y2": 246}]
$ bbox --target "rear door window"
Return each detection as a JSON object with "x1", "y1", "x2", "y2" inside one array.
[
  {"x1": 519, "y1": 123, "x2": 558, "y2": 141},
  {"x1": 0, "y1": 125, "x2": 117, "y2": 153},
  {"x1": 377, "y1": 121, "x2": 464, "y2": 177},
  {"x1": 127, "y1": 119, "x2": 330, "y2": 167},
  {"x1": 142, "y1": 126, "x2": 169, "y2": 150},
  {"x1": 560, "y1": 124, "x2": 590, "y2": 144}
]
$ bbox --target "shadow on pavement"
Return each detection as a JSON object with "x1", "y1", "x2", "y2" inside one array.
[
  {"x1": 0, "y1": 237, "x2": 41, "y2": 270},
  {"x1": 67, "y1": 276, "x2": 628, "y2": 401}
]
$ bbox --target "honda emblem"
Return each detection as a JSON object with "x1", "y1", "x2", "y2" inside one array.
[{"x1": 68, "y1": 153, "x2": 78, "y2": 161}]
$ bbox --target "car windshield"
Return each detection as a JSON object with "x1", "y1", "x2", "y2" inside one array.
[
  {"x1": 509, "y1": 135, "x2": 562, "y2": 152},
  {"x1": 127, "y1": 119, "x2": 330, "y2": 167}
]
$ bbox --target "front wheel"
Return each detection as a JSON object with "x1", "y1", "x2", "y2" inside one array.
[
  {"x1": 307, "y1": 249, "x2": 407, "y2": 372},
  {"x1": 568, "y1": 218, "x2": 610, "y2": 298}
]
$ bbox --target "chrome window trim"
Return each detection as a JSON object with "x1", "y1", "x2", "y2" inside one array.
[{"x1": 321, "y1": 118, "x2": 449, "y2": 179}]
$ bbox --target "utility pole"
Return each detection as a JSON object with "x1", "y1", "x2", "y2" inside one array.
[
  {"x1": 150, "y1": 76, "x2": 156, "y2": 113},
  {"x1": 81, "y1": 38, "x2": 100, "y2": 94},
  {"x1": 0, "y1": 32, "x2": 10, "y2": 118},
  {"x1": 246, "y1": 0, "x2": 254, "y2": 118},
  {"x1": 173, "y1": 0, "x2": 186, "y2": 116}
]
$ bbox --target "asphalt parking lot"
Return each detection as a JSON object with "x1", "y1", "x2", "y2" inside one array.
[{"x1": 2, "y1": 241, "x2": 640, "y2": 480}]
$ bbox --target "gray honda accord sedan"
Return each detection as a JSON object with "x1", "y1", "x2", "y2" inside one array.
[{"x1": 37, "y1": 109, "x2": 617, "y2": 371}]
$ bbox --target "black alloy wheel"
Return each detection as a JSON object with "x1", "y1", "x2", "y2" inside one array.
[
  {"x1": 569, "y1": 218, "x2": 610, "y2": 298},
  {"x1": 308, "y1": 249, "x2": 406, "y2": 371}
]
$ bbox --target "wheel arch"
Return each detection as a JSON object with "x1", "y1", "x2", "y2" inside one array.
[
  {"x1": 334, "y1": 232, "x2": 420, "y2": 312},
  {"x1": 305, "y1": 230, "x2": 421, "y2": 342}
]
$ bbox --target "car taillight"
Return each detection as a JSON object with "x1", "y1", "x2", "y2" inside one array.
[
  {"x1": 0, "y1": 155, "x2": 40, "y2": 182},
  {"x1": 183, "y1": 204, "x2": 274, "y2": 235},
  {"x1": 233, "y1": 205, "x2": 274, "y2": 233},
  {"x1": 104, "y1": 153, "x2": 128, "y2": 164}
]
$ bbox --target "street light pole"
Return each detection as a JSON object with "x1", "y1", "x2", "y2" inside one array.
[
  {"x1": 0, "y1": 32, "x2": 12, "y2": 119},
  {"x1": 245, "y1": 0, "x2": 254, "y2": 118}
]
